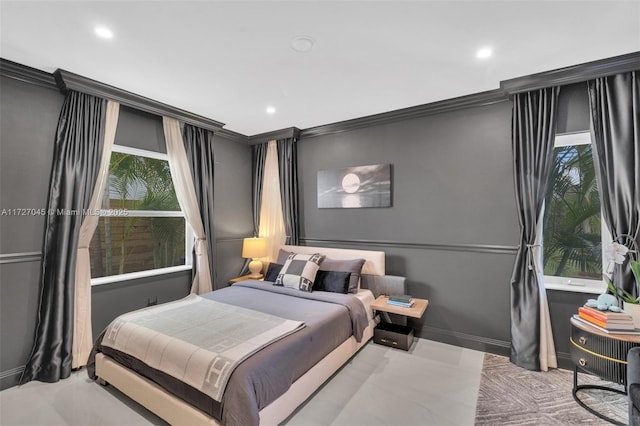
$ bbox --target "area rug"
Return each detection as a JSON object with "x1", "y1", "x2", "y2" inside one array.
[{"x1": 475, "y1": 353, "x2": 628, "y2": 425}]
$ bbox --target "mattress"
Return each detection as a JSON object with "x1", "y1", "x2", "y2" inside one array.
[{"x1": 88, "y1": 280, "x2": 372, "y2": 426}]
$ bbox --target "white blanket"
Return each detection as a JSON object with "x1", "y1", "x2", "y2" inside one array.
[{"x1": 100, "y1": 294, "x2": 305, "y2": 402}]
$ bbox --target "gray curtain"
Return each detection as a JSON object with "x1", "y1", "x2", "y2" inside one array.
[
  {"x1": 21, "y1": 91, "x2": 106, "y2": 383},
  {"x1": 183, "y1": 124, "x2": 217, "y2": 289},
  {"x1": 588, "y1": 71, "x2": 640, "y2": 296},
  {"x1": 510, "y1": 87, "x2": 560, "y2": 371},
  {"x1": 252, "y1": 143, "x2": 268, "y2": 236},
  {"x1": 240, "y1": 143, "x2": 268, "y2": 275},
  {"x1": 277, "y1": 137, "x2": 299, "y2": 245}
]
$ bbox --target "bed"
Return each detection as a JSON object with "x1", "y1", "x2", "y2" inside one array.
[{"x1": 88, "y1": 245, "x2": 399, "y2": 426}]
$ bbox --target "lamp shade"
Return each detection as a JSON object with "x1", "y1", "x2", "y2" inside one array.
[{"x1": 242, "y1": 237, "x2": 267, "y2": 259}]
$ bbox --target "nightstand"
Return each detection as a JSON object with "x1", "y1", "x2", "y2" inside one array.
[
  {"x1": 370, "y1": 295, "x2": 429, "y2": 350},
  {"x1": 570, "y1": 316, "x2": 640, "y2": 424},
  {"x1": 228, "y1": 274, "x2": 263, "y2": 285}
]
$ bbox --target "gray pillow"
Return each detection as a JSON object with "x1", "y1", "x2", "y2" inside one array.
[
  {"x1": 275, "y1": 253, "x2": 326, "y2": 292},
  {"x1": 277, "y1": 249, "x2": 292, "y2": 265},
  {"x1": 319, "y1": 257, "x2": 366, "y2": 294}
]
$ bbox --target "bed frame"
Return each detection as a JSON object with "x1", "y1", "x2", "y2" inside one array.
[{"x1": 95, "y1": 245, "x2": 386, "y2": 425}]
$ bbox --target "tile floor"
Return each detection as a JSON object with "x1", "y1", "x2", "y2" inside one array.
[{"x1": 0, "y1": 339, "x2": 485, "y2": 426}]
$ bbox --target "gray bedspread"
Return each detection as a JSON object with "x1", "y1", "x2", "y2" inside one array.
[{"x1": 88, "y1": 280, "x2": 370, "y2": 426}]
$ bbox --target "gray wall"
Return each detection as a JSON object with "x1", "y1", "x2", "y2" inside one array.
[
  {"x1": 0, "y1": 75, "x2": 253, "y2": 389},
  {"x1": 0, "y1": 76, "x2": 64, "y2": 389},
  {"x1": 213, "y1": 132, "x2": 254, "y2": 286},
  {"x1": 299, "y1": 100, "x2": 518, "y2": 353},
  {"x1": 298, "y1": 82, "x2": 595, "y2": 361}
]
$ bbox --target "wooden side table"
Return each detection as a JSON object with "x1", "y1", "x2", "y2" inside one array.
[
  {"x1": 228, "y1": 274, "x2": 263, "y2": 285},
  {"x1": 570, "y1": 316, "x2": 640, "y2": 425},
  {"x1": 370, "y1": 295, "x2": 429, "y2": 318},
  {"x1": 370, "y1": 295, "x2": 429, "y2": 350}
]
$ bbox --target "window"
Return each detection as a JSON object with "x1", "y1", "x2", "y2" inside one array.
[
  {"x1": 543, "y1": 132, "x2": 610, "y2": 293},
  {"x1": 90, "y1": 145, "x2": 192, "y2": 284}
]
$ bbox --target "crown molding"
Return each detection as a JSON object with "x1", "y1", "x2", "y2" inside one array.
[
  {"x1": 0, "y1": 58, "x2": 57, "y2": 89},
  {"x1": 5, "y1": 52, "x2": 638, "y2": 142},
  {"x1": 501, "y1": 51, "x2": 640, "y2": 94},
  {"x1": 54, "y1": 69, "x2": 226, "y2": 133},
  {"x1": 299, "y1": 89, "x2": 508, "y2": 139},
  {"x1": 248, "y1": 127, "x2": 301, "y2": 145},
  {"x1": 217, "y1": 128, "x2": 250, "y2": 144}
]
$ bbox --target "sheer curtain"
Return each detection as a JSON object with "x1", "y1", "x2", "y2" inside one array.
[
  {"x1": 72, "y1": 100, "x2": 120, "y2": 369},
  {"x1": 588, "y1": 71, "x2": 640, "y2": 295},
  {"x1": 183, "y1": 124, "x2": 217, "y2": 289},
  {"x1": 21, "y1": 91, "x2": 107, "y2": 384},
  {"x1": 163, "y1": 117, "x2": 212, "y2": 294},
  {"x1": 510, "y1": 87, "x2": 560, "y2": 371},
  {"x1": 259, "y1": 140, "x2": 286, "y2": 261}
]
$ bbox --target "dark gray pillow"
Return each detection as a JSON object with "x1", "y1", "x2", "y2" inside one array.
[
  {"x1": 264, "y1": 263, "x2": 283, "y2": 282},
  {"x1": 319, "y1": 257, "x2": 366, "y2": 294},
  {"x1": 314, "y1": 270, "x2": 351, "y2": 294}
]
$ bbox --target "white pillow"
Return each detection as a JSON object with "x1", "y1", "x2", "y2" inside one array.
[{"x1": 275, "y1": 253, "x2": 325, "y2": 292}]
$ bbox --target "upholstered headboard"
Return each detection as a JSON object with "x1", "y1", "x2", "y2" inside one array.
[
  {"x1": 281, "y1": 245, "x2": 385, "y2": 276},
  {"x1": 280, "y1": 245, "x2": 405, "y2": 297}
]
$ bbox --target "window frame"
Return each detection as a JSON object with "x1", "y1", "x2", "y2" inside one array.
[
  {"x1": 90, "y1": 144, "x2": 194, "y2": 286},
  {"x1": 543, "y1": 131, "x2": 611, "y2": 294}
]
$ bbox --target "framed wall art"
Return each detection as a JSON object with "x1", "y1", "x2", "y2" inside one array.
[{"x1": 317, "y1": 164, "x2": 392, "y2": 208}]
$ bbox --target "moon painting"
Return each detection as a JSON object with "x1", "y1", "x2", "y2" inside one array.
[{"x1": 317, "y1": 164, "x2": 392, "y2": 208}]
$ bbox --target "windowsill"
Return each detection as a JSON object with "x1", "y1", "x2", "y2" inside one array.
[
  {"x1": 544, "y1": 281, "x2": 606, "y2": 294},
  {"x1": 91, "y1": 265, "x2": 193, "y2": 286}
]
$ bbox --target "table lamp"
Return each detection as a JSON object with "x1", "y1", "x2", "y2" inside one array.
[{"x1": 242, "y1": 237, "x2": 267, "y2": 278}]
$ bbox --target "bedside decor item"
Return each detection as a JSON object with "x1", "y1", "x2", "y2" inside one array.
[
  {"x1": 575, "y1": 306, "x2": 635, "y2": 333},
  {"x1": 584, "y1": 294, "x2": 623, "y2": 312},
  {"x1": 387, "y1": 294, "x2": 414, "y2": 307},
  {"x1": 605, "y1": 235, "x2": 640, "y2": 306},
  {"x1": 603, "y1": 235, "x2": 640, "y2": 328},
  {"x1": 242, "y1": 237, "x2": 267, "y2": 279},
  {"x1": 317, "y1": 163, "x2": 391, "y2": 208}
]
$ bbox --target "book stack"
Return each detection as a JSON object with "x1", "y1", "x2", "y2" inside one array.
[
  {"x1": 387, "y1": 295, "x2": 414, "y2": 308},
  {"x1": 575, "y1": 305, "x2": 637, "y2": 333}
]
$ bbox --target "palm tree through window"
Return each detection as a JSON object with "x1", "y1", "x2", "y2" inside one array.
[
  {"x1": 89, "y1": 145, "x2": 189, "y2": 279},
  {"x1": 543, "y1": 132, "x2": 607, "y2": 287}
]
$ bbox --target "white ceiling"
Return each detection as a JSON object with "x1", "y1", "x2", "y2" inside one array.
[{"x1": 1, "y1": 1, "x2": 639, "y2": 136}]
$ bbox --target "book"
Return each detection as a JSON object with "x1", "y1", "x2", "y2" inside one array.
[
  {"x1": 387, "y1": 299, "x2": 415, "y2": 308},
  {"x1": 388, "y1": 295, "x2": 413, "y2": 304},
  {"x1": 580, "y1": 305, "x2": 633, "y2": 321},
  {"x1": 577, "y1": 311, "x2": 635, "y2": 330},
  {"x1": 573, "y1": 315, "x2": 640, "y2": 334},
  {"x1": 578, "y1": 307, "x2": 634, "y2": 326}
]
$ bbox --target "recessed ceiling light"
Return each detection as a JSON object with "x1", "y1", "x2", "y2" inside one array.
[
  {"x1": 476, "y1": 47, "x2": 492, "y2": 59},
  {"x1": 291, "y1": 36, "x2": 315, "y2": 53},
  {"x1": 94, "y1": 26, "x2": 114, "y2": 39},
  {"x1": 266, "y1": 106, "x2": 276, "y2": 115}
]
